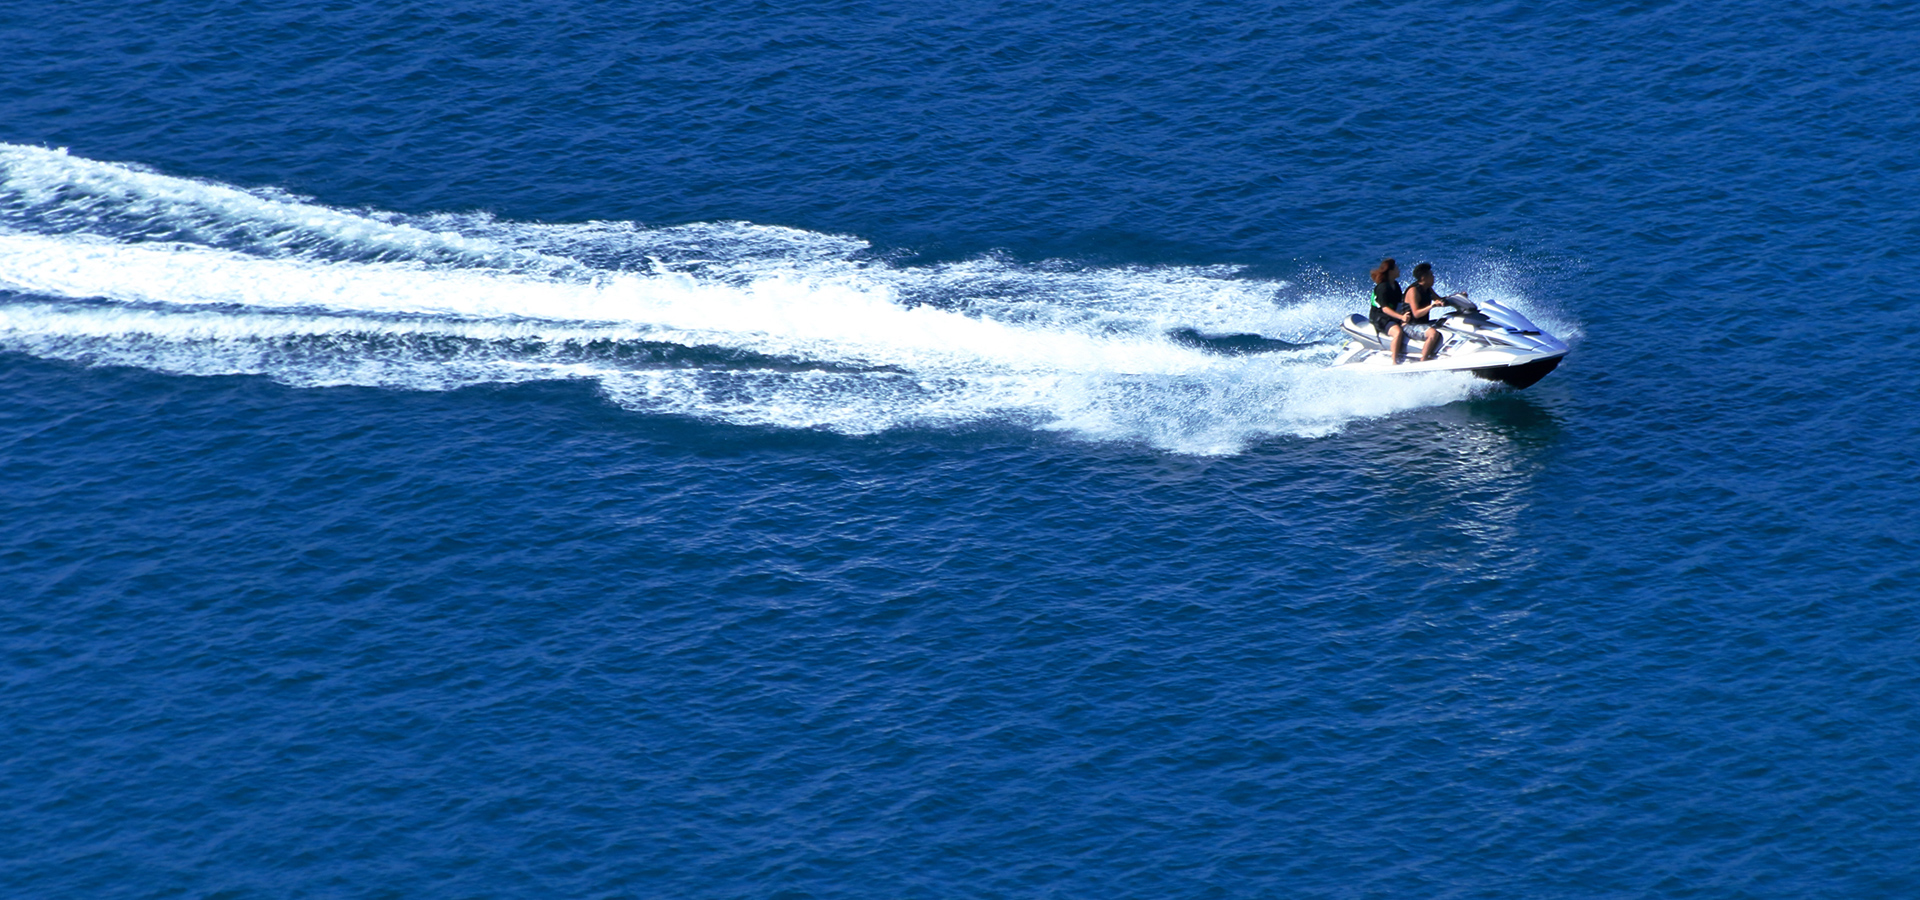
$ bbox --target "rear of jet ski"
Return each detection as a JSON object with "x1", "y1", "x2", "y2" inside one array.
[{"x1": 1337, "y1": 313, "x2": 1388, "y2": 351}]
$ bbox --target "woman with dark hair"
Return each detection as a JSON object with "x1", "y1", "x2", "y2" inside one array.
[
  {"x1": 1368, "y1": 258, "x2": 1413, "y2": 363},
  {"x1": 1402, "y1": 262, "x2": 1458, "y2": 362}
]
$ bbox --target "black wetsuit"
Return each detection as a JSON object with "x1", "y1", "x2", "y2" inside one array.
[
  {"x1": 1405, "y1": 282, "x2": 1439, "y2": 324},
  {"x1": 1369, "y1": 279, "x2": 1404, "y2": 334}
]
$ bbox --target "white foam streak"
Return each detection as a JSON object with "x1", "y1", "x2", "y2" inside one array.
[
  {"x1": 0, "y1": 231, "x2": 1208, "y2": 375},
  {"x1": 0, "y1": 144, "x2": 1521, "y2": 453},
  {"x1": 0, "y1": 144, "x2": 531, "y2": 266}
]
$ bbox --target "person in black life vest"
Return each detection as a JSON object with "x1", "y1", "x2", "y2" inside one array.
[
  {"x1": 1401, "y1": 262, "x2": 1458, "y2": 362},
  {"x1": 1367, "y1": 258, "x2": 1414, "y2": 363}
]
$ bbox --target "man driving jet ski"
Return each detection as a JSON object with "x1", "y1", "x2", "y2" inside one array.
[{"x1": 1400, "y1": 262, "x2": 1463, "y2": 363}]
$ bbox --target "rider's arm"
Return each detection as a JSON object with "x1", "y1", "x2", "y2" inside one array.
[{"x1": 1404, "y1": 285, "x2": 1430, "y2": 318}]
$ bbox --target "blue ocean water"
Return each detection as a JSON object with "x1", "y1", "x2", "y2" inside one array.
[{"x1": 3, "y1": 0, "x2": 1918, "y2": 896}]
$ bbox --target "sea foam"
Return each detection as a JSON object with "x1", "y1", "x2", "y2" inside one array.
[{"x1": 0, "y1": 144, "x2": 1515, "y2": 454}]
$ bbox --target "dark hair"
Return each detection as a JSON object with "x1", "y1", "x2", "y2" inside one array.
[
  {"x1": 1369, "y1": 257, "x2": 1398, "y2": 284},
  {"x1": 1411, "y1": 262, "x2": 1433, "y2": 280}
]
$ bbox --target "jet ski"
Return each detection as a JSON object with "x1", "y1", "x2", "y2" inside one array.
[{"x1": 1330, "y1": 294, "x2": 1568, "y2": 389}]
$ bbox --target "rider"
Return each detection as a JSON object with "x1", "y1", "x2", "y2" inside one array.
[
  {"x1": 1401, "y1": 262, "x2": 1456, "y2": 362},
  {"x1": 1367, "y1": 258, "x2": 1413, "y2": 363}
]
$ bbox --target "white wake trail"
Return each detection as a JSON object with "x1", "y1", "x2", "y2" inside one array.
[{"x1": 0, "y1": 143, "x2": 1504, "y2": 453}]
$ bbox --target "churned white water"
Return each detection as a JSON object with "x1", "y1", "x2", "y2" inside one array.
[{"x1": 0, "y1": 144, "x2": 1539, "y2": 453}]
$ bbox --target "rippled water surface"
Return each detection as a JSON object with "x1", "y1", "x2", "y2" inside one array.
[{"x1": 3, "y1": 1, "x2": 1918, "y2": 897}]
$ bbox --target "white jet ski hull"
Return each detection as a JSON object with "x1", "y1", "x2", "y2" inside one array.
[{"x1": 1329, "y1": 298, "x2": 1568, "y2": 389}]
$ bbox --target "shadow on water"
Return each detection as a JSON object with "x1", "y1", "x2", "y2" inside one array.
[
  {"x1": 1441, "y1": 391, "x2": 1566, "y2": 447},
  {"x1": 1317, "y1": 390, "x2": 1571, "y2": 579},
  {"x1": 1341, "y1": 391, "x2": 1565, "y2": 460},
  {"x1": 1164, "y1": 328, "x2": 1310, "y2": 356}
]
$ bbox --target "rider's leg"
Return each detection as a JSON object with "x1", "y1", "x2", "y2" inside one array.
[{"x1": 1389, "y1": 325, "x2": 1406, "y2": 364}]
